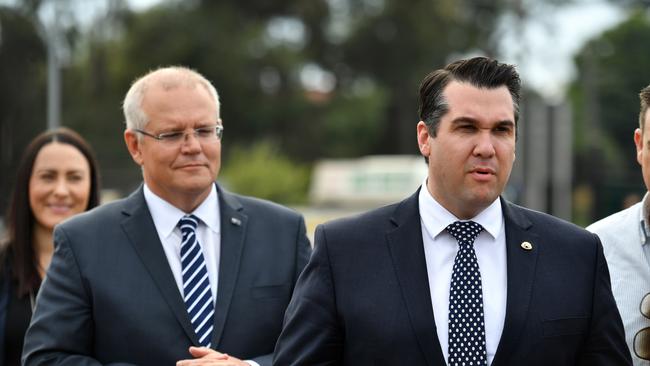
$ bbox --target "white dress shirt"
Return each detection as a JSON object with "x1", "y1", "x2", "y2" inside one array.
[
  {"x1": 143, "y1": 185, "x2": 261, "y2": 366},
  {"x1": 419, "y1": 182, "x2": 507, "y2": 366},
  {"x1": 143, "y1": 183, "x2": 221, "y2": 305}
]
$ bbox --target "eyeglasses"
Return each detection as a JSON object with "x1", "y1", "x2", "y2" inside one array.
[
  {"x1": 134, "y1": 125, "x2": 223, "y2": 145},
  {"x1": 634, "y1": 292, "x2": 650, "y2": 360}
]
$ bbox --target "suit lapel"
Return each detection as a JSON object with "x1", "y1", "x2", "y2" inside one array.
[
  {"x1": 386, "y1": 190, "x2": 446, "y2": 366},
  {"x1": 211, "y1": 186, "x2": 247, "y2": 347},
  {"x1": 120, "y1": 187, "x2": 198, "y2": 344},
  {"x1": 491, "y1": 198, "x2": 539, "y2": 366}
]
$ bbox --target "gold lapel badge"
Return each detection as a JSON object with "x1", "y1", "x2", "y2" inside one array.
[{"x1": 520, "y1": 241, "x2": 533, "y2": 251}]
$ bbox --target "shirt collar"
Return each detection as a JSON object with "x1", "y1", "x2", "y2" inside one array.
[
  {"x1": 641, "y1": 192, "x2": 650, "y2": 245},
  {"x1": 418, "y1": 180, "x2": 503, "y2": 241},
  {"x1": 143, "y1": 183, "x2": 221, "y2": 239}
]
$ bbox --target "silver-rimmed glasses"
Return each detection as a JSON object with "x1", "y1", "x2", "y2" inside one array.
[{"x1": 134, "y1": 124, "x2": 223, "y2": 145}]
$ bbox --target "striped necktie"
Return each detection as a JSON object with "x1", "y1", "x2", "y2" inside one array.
[
  {"x1": 446, "y1": 220, "x2": 487, "y2": 366},
  {"x1": 178, "y1": 214, "x2": 214, "y2": 347}
]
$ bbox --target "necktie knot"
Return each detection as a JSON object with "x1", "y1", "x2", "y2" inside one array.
[
  {"x1": 178, "y1": 214, "x2": 199, "y2": 233},
  {"x1": 446, "y1": 220, "x2": 484, "y2": 246}
]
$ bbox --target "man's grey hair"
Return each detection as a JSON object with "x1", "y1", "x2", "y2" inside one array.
[{"x1": 122, "y1": 66, "x2": 220, "y2": 131}]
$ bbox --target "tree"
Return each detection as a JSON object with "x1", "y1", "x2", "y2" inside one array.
[
  {"x1": 0, "y1": 6, "x2": 47, "y2": 212},
  {"x1": 59, "y1": 0, "x2": 333, "y2": 196},
  {"x1": 569, "y1": 10, "x2": 650, "y2": 219},
  {"x1": 57, "y1": 0, "x2": 571, "y2": 201},
  {"x1": 2, "y1": 0, "x2": 589, "y2": 205},
  {"x1": 329, "y1": 0, "x2": 510, "y2": 154}
]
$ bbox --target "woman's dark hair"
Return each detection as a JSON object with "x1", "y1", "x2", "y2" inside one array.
[{"x1": 2, "y1": 127, "x2": 101, "y2": 297}]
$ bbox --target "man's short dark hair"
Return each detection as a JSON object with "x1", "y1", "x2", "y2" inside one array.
[
  {"x1": 640, "y1": 84, "x2": 650, "y2": 131},
  {"x1": 418, "y1": 57, "x2": 521, "y2": 137}
]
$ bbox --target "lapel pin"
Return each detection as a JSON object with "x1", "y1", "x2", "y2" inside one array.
[
  {"x1": 520, "y1": 241, "x2": 533, "y2": 251},
  {"x1": 230, "y1": 217, "x2": 242, "y2": 226}
]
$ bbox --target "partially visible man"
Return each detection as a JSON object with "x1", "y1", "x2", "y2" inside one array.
[
  {"x1": 587, "y1": 84, "x2": 650, "y2": 365},
  {"x1": 23, "y1": 67, "x2": 311, "y2": 366},
  {"x1": 274, "y1": 57, "x2": 631, "y2": 365}
]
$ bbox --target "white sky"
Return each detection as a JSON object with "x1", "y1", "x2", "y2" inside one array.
[{"x1": 127, "y1": 0, "x2": 160, "y2": 11}]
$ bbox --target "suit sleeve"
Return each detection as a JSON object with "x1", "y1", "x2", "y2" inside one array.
[
  {"x1": 273, "y1": 224, "x2": 343, "y2": 366},
  {"x1": 293, "y1": 215, "x2": 312, "y2": 284},
  {"x1": 22, "y1": 227, "x2": 109, "y2": 366},
  {"x1": 249, "y1": 214, "x2": 311, "y2": 366},
  {"x1": 577, "y1": 235, "x2": 632, "y2": 366}
]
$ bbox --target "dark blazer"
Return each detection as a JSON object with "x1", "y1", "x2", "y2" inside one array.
[
  {"x1": 23, "y1": 184, "x2": 311, "y2": 366},
  {"x1": 274, "y1": 190, "x2": 632, "y2": 366}
]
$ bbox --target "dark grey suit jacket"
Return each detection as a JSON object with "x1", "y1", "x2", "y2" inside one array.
[
  {"x1": 23, "y1": 184, "x2": 311, "y2": 366},
  {"x1": 273, "y1": 190, "x2": 632, "y2": 365}
]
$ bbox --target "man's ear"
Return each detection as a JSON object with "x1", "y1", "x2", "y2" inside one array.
[
  {"x1": 124, "y1": 129, "x2": 144, "y2": 166},
  {"x1": 635, "y1": 128, "x2": 644, "y2": 166},
  {"x1": 417, "y1": 121, "x2": 431, "y2": 156}
]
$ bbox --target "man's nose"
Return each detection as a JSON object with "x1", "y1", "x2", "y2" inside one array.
[
  {"x1": 473, "y1": 132, "x2": 496, "y2": 158},
  {"x1": 180, "y1": 131, "x2": 202, "y2": 152}
]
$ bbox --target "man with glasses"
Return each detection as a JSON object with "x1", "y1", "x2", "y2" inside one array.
[
  {"x1": 588, "y1": 84, "x2": 650, "y2": 365},
  {"x1": 23, "y1": 67, "x2": 311, "y2": 366}
]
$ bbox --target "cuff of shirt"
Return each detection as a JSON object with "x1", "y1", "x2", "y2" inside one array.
[{"x1": 244, "y1": 360, "x2": 260, "y2": 366}]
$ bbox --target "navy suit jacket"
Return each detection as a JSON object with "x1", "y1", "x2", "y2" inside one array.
[
  {"x1": 23, "y1": 184, "x2": 311, "y2": 366},
  {"x1": 274, "y1": 190, "x2": 631, "y2": 365}
]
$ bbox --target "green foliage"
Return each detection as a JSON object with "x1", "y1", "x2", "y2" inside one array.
[
  {"x1": 570, "y1": 10, "x2": 650, "y2": 217},
  {"x1": 219, "y1": 141, "x2": 311, "y2": 204},
  {"x1": 575, "y1": 12, "x2": 650, "y2": 157},
  {"x1": 0, "y1": 0, "x2": 549, "y2": 202},
  {"x1": 322, "y1": 85, "x2": 389, "y2": 157},
  {"x1": 330, "y1": 0, "x2": 511, "y2": 153}
]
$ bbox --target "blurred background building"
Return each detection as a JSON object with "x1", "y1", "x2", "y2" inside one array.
[{"x1": 1, "y1": 0, "x2": 648, "y2": 238}]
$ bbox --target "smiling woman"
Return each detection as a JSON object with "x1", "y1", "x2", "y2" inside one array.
[
  {"x1": 0, "y1": 128, "x2": 100, "y2": 366},
  {"x1": 29, "y1": 142, "x2": 92, "y2": 233}
]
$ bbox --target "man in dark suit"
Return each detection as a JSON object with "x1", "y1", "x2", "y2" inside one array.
[
  {"x1": 273, "y1": 57, "x2": 631, "y2": 365},
  {"x1": 23, "y1": 66, "x2": 311, "y2": 366}
]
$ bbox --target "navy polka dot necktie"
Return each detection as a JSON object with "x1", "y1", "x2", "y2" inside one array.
[{"x1": 446, "y1": 220, "x2": 487, "y2": 366}]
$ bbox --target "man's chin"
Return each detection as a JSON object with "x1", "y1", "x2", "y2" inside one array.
[
  {"x1": 467, "y1": 190, "x2": 499, "y2": 208},
  {"x1": 174, "y1": 177, "x2": 214, "y2": 194}
]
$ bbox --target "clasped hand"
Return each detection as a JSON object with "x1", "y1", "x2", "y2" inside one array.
[{"x1": 176, "y1": 346, "x2": 249, "y2": 366}]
